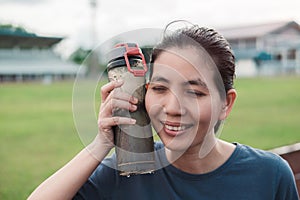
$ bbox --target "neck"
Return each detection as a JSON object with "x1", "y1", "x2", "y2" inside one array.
[{"x1": 166, "y1": 138, "x2": 235, "y2": 174}]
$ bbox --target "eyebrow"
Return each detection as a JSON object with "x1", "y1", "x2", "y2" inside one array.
[
  {"x1": 150, "y1": 76, "x2": 170, "y2": 83},
  {"x1": 151, "y1": 76, "x2": 207, "y2": 88},
  {"x1": 184, "y1": 79, "x2": 208, "y2": 89}
]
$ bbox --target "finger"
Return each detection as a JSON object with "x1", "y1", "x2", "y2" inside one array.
[
  {"x1": 99, "y1": 98, "x2": 137, "y2": 119},
  {"x1": 102, "y1": 99, "x2": 137, "y2": 115},
  {"x1": 98, "y1": 117, "x2": 136, "y2": 130},
  {"x1": 101, "y1": 89, "x2": 138, "y2": 114},
  {"x1": 101, "y1": 80, "x2": 124, "y2": 102}
]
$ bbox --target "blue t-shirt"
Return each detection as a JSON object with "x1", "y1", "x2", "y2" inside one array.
[{"x1": 73, "y1": 143, "x2": 299, "y2": 200}]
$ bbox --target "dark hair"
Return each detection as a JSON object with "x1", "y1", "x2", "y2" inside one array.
[{"x1": 150, "y1": 24, "x2": 235, "y2": 94}]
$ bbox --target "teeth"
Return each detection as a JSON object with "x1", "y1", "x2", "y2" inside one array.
[{"x1": 165, "y1": 124, "x2": 186, "y2": 131}]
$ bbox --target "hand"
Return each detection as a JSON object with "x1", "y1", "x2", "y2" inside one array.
[{"x1": 95, "y1": 80, "x2": 138, "y2": 153}]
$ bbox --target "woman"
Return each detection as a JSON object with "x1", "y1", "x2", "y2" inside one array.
[{"x1": 28, "y1": 23, "x2": 299, "y2": 200}]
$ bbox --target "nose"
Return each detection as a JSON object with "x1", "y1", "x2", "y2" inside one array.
[{"x1": 163, "y1": 91, "x2": 186, "y2": 116}]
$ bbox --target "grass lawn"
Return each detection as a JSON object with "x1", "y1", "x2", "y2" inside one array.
[
  {"x1": 0, "y1": 81, "x2": 83, "y2": 199},
  {"x1": 0, "y1": 77, "x2": 300, "y2": 199},
  {"x1": 220, "y1": 76, "x2": 300, "y2": 149}
]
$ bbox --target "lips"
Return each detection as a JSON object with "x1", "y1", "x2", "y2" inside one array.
[{"x1": 161, "y1": 121, "x2": 193, "y2": 137}]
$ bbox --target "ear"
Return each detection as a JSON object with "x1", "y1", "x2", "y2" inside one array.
[{"x1": 219, "y1": 89, "x2": 237, "y2": 120}]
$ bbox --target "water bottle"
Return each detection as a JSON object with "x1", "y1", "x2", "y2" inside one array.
[{"x1": 106, "y1": 43, "x2": 155, "y2": 176}]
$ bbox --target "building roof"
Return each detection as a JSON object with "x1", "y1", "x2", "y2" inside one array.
[
  {"x1": 219, "y1": 21, "x2": 300, "y2": 40},
  {"x1": 0, "y1": 25, "x2": 84, "y2": 76},
  {"x1": 0, "y1": 34, "x2": 63, "y2": 49},
  {"x1": 0, "y1": 25, "x2": 63, "y2": 49}
]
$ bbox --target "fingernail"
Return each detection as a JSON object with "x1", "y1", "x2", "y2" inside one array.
[
  {"x1": 131, "y1": 104, "x2": 137, "y2": 110},
  {"x1": 130, "y1": 119, "x2": 136, "y2": 124}
]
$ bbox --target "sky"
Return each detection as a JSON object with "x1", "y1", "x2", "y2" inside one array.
[{"x1": 1, "y1": 0, "x2": 300, "y2": 55}]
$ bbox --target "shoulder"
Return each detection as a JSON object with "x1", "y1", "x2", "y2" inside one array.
[
  {"x1": 236, "y1": 143, "x2": 295, "y2": 182},
  {"x1": 236, "y1": 143, "x2": 285, "y2": 165},
  {"x1": 232, "y1": 143, "x2": 296, "y2": 182}
]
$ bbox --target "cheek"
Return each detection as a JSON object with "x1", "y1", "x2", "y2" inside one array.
[
  {"x1": 190, "y1": 99, "x2": 213, "y2": 125},
  {"x1": 145, "y1": 91, "x2": 159, "y2": 118},
  {"x1": 145, "y1": 91, "x2": 167, "y2": 127}
]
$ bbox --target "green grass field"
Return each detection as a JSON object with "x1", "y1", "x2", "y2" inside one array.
[
  {"x1": 220, "y1": 77, "x2": 300, "y2": 149},
  {"x1": 1, "y1": 77, "x2": 300, "y2": 199}
]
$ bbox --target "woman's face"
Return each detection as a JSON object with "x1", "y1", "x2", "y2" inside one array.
[{"x1": 145, "y1": 47, "x2": 224, "y2": 152}]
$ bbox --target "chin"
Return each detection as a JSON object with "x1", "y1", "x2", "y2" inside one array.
[{"x1": 160, "y1": 135, "x2": 195, "y2": 153}]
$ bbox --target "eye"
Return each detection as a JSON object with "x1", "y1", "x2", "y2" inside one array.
[
  {"x1": 152, "y1": 86, "x2": 167, "y2": 92},
  {"x1": 149, "y1": 84, "x2": 168, "y2": 93},
  {"x1": 186, "y1": 90, "x2": 206, "y2": 97}
]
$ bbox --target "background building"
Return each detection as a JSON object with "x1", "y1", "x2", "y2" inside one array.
[
  {"x1": 220, "y1": 21, "x2": 300, "y2": 77},
  {"x1": 0, "y1": 25, "x2": 84, "y2": 83}
]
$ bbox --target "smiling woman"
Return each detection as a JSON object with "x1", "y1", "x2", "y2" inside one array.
[
  {"x1": 28, "y1": 22, "x2": 299, "y2": 200},
  {"x1": 146, "y1": 48, "x2": 216, "y2": 154}
]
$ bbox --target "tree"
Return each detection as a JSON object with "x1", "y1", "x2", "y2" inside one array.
[{"x1": 69, "y1": 48, "x2": 91, "y2": 65}]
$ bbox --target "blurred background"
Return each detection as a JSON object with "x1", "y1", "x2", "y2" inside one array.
[{"x1": 0, "y1": 0, "x2": 300, "y2": 199}]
